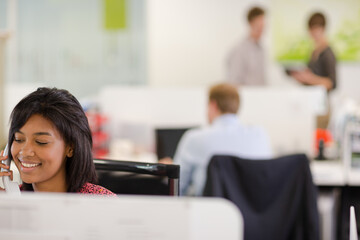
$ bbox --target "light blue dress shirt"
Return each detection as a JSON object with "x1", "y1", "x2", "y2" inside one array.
[{"x1": 174, "y1": 114, "x2": 273, "y2": 196}]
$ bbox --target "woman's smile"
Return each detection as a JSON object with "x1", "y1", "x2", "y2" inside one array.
[{"x1": 17, "y1": 158, "x2": 42, "y2": 172}]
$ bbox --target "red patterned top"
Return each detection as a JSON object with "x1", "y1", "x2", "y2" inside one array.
[
  {"x1": 19, "y1": 183, "x2": 116, "y2": 196},
  {"x1": 77, "y1": 183, "x2": 116, "y2": 196}
]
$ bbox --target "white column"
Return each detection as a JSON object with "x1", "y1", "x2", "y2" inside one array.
[
  {"x1": 0, "y1": 0, "x2": 17, "y2": 145},
  {"x1": 0, "y1": 36, "x2": 6, "y2": 145},
  {"x1": 6, "y1": 0, "x2": 17, "y2": 86}
]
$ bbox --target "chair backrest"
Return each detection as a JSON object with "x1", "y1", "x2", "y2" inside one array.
[
  {"x1": 203, "y1": 154, "x2": 320, "y2": 240},
  {"x1": 155, "y1": 127, "x2": 192, "y2": 159},
  {"x1": 94, "y1": 159, "x2": 180, "y2": 196}
]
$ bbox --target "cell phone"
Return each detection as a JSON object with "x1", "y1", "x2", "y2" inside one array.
[{"x1": 1, "y1": 144, "x2": 21, "y2": 194}]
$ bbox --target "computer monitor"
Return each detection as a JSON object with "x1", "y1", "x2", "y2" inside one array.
[{"x1": 155, "y1": 127, "x2": 193, "y2": 159}]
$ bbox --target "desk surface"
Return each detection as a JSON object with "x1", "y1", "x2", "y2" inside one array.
[
  {"x1": 311, "y1": 160, "x2": 346, "y2": 186},
  {"x1": 310, "y1": 160, "x2": 360, "y2": 186}
]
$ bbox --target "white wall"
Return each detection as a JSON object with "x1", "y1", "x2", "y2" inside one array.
[
  {"x1": 336, "y1": 63, "x2": 360, "y2": 102},
  {"x1": 146, "y1": 0, "x2": 269, "y2": 87},
  {"x1": 2, "y1": 84, "x2": 38, "y2": 141}
]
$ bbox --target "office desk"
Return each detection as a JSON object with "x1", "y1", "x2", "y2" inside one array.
[
  {"x1": 310, "y1": 160, "x2": 360, "y2": 240},
  {"x1": 311, "y1": 160, "x2": 346, "y2": 186},
  {"x1": 310, "y1": 160, "x2": 360, "y2": 186}
]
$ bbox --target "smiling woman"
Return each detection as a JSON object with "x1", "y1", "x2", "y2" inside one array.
[
  {"x1": 12, "y1": 114, "x2": 71, "y2": 192},
  {"x1": 0, "y1": 87, "x2": 115, "y2": 195}
]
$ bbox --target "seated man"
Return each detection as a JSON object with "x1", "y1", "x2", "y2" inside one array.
[{"x1": 173, "y1": 83, "x2": 273, "y2": 196}]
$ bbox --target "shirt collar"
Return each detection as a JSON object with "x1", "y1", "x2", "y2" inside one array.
[
  {"x1": 247, "y1": 36, "x2": 262, "y2": 48},
  {"x1": 212, "y1": 113, "x2": 239, "y2": 126}
]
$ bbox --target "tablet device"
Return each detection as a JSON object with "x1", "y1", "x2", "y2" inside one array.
[{"x1": 284, "y1": 64, "x2": 307, "y2": 76}]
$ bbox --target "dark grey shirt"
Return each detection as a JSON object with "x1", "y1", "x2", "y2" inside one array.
[{"x1": 308, "y1": 47, "x2": 337, "y2": 90}]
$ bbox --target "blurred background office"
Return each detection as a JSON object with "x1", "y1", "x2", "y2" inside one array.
[
  {"x1": 1, "y1": 1, "x2": 360, "y2": 239},
  {"x1": 1, "y1": 0, "x2": 359, "y2": 157},
  {"x1": 0, "y1": 0, "x2": 359, "y2": 161}
]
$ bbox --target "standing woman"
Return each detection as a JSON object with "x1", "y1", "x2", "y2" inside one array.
[
  {"x1": 291, "y1": 12, "x2": 337, "y2": 129},
  {"x1": 291, "y1": 12, "x2": 337, "y2": 91},
  {"x1": 0, "y1": 87, "x2": 115, "y2": 195}
]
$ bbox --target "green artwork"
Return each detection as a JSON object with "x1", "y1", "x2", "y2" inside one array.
[
  {"x1": 272, "y1": 0, "x2": 360, "y2": 63},
  {"x1": 104, "y1": 0, "x2": 127, "y2": 30}
]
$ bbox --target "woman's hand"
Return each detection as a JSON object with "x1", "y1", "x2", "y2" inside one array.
[
  {"x1": 0, "y1": 151, "x2": 14, "y2": 188},
  {"x1": 291, "y1": 69, "x2": 333, "y2": 90},
  {"x1": 159, "y1": 157, "x2": 174, "y2": 165},
  {"x1": 291, "y1": 69, "x2": 316, "y2": 85}
]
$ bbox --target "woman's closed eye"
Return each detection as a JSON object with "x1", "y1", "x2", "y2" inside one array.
[{"x1": 36, "y1": 141, "x2": 49, "y2": 145}]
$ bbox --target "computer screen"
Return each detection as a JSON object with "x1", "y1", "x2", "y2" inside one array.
[{"x1": 155, "y1": 127, "x2": 193, "y2": 159}]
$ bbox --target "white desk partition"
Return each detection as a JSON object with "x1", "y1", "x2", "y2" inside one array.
[
  {"x1": 0, "y1": 193, "x2": 243, "y2": 240},
  {"x1": 240, "y1": 86, "x2": 327, "y2": 157},
  {"x1": 98, "y1": 85, "x2": 327, "y2": 158},
  {"x1": 98, "y1": 86, "x2": 208, "y2": 127}
]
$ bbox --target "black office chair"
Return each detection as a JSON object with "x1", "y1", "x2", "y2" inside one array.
[
  {"x1": 203, "y1": 154, "x2": 320, "y2": 240},
  {"x1": 94, "y1": 159, "x2": 180, "y2": 196},
  {"x1": 338, "y1": 187, "x2": 360, "y2": 240}
]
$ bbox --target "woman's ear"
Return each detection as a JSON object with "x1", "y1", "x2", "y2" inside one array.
[{"x1": 66, "y1": 145, "x2": 74, "y2": 158}]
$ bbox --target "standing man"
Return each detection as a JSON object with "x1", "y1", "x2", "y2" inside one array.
[
  {"x1": 226, "y1": 6, "x2": 266, "y2": 86},
  {"x1": 173, "y1": 83, "x2": 272, "y2": 196}
]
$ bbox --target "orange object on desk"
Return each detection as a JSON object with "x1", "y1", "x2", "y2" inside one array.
[{"x1": 315, "y1": 128, "x2": 332, "y2": 150}]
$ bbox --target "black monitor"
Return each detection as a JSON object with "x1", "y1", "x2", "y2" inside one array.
[{"x1": 155, "y1": 127, "x2": 193, "y2": 159}]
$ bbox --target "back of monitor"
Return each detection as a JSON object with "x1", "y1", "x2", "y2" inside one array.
[{"x1": 0, "y1": 193, "x2": 243, "y2": 240}]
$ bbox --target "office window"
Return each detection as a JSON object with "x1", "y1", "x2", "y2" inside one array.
[{"x1": 10, "y1": 0, "x2": 146, "y2": 98}]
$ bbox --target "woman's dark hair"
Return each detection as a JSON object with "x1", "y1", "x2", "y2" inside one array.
[
  {"x1": 8, "y1": 87, "x2": 97, "y2": 192},
  {"x1": 308, "y1": 12, "x2": 326, "y2": 29}
]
